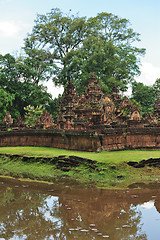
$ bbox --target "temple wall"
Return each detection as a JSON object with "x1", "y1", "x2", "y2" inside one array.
[
  {"x1": 0, "y1": 130, "x2": 100, "y2": 152},
  {"x1": 126, "y1": 128, "x2": 160, "y2": 149},
  {"x1": 101, "y1": 128, "x2": 126, "y2": 150},
  {"x1": 102, "y1": 127, "x2": 160, "y2": 150},
  {"x1": 0, "y1": 128, "x2": 160, "y2": 151}
]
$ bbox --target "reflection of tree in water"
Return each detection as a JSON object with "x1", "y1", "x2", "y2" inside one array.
[
  {"x1": 0, "y1": 182, "x2": 158, "y2": 240},
  {"x1": 58, "y1": 191, "x2": 148, "y2": 240},
  {"x1": 0, "y1": 186, "x2": 67, "y2": 240},
  {"x1": 111, "y1": 205, "x2": 147, "y2": 240}
]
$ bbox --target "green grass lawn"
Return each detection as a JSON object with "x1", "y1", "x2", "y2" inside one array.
[
  {"x1": 0, "y1": 146, "x2": 160, "y2": 189},
  {"x1": 0, "y1": 146, "x2": 159, "y2": 163}
]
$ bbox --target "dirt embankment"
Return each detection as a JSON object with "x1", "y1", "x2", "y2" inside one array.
[{"x1": 128, "y1": 158, "x2": 160, "y2": 168}]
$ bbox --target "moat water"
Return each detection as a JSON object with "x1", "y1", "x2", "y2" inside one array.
[{"x1": 0, "y1": 178, "x2": 160, "y2": 240}]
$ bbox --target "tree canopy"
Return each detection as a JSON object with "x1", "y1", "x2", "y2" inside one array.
[
  {"x1": 23, "y1": 8, "x2": 145, "y2": 93},
  {"x1": 0, "y1": 53, "x2": 55, "y2": 119},
  {"x1": 131, "y1": 81, "x2": 156, "y2": 116},
  {"x1": 3, "y1": 8, "x2": 158, "y2": 121},
  {"x1": 0, "y1": 87, "x2": 14, "y2": 121},
  {"x1": 153, "y1": 78, "x2": 160, "y2": 99}
]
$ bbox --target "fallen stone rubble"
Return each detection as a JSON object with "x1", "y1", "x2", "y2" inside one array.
[{"x1": 127, "y1": 158, "x2": 160, "y2": 168}]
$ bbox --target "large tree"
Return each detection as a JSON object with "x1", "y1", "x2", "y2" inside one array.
[
  {"x1": 0, "y1": 54, "x2": 55, "y2": 118},
  {"x1": 153, "y1": 78, "x2": 160, "y2": 99},
  {"x1": 23, "y1": 8, "x2": 89, "y2": 85},
  {"x1": 0, "y1": 87, "x2": 14, "y2": 121},
  {"x1": 23, "y1": 8, "x2": 145, "y2": 93},
  {"x1": 131, "y1": 82, "x2": 156, "y2": 116}
]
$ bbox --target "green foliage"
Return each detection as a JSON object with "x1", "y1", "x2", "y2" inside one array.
[
  {"x1": 23, "y1": 8, "x2": 89, "y2": 86},
  {"x1": 20, "y1": 42, "x2": 56, "y2": 84},
  {"x1": 129, "y1": 98, "x2": 143, "y2": 114},
  {"x1": 121, "y1": 108, "x2": 129, "y2": 117},
  {"x1": 0, "y1": 146, "x2": 159, "y2": 163},
  {"x1": 7, "y1": 128, "x2": 12, "y2": 132},
  {"x1": 0, "y1": 147, "x2": 160, "y2": 188},
  {"x1": 0, "y1": 87, "x2": 14, "y2": 122},
  {"x1": 47, "y1": 95, "x2": 61, "y2": 122},
  {"x1": 153, "y1": 78, "x2": 160, "y2": 99},
  {"x1": 23, "y1": 8, "x2": 145, "y2": 93},
  {"x1": 24, "y1": 105, "x2": 44, "y2": 127},
  {"x1": 0, "y1": 53, "x2": 56, "y2": 118},
  {"x1": 131, "y1": 82, "x2": 155, "y2": 116}
]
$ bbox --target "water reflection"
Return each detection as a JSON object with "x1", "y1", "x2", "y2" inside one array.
[{"x1": 0, "y1": 179, "x2": 160, "y2": 240}]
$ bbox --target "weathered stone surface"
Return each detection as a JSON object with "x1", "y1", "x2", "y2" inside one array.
[
  {"x1": 3, "y1": 111, "x2": 13, "y2": 126},
  {"x1": 0, "y1": 153, "x2": 98, "y2": 171},
  {"x1": 14, "y1": 115, "x2": 25, "y2": 127},
  {"x1": 58, "y1": 73, "x2": 104, "y2": 130},
  {"x1": 57, "y1": 73, "x2": 159, "y2": 131},
  {"x1": 128, "y1": 158, "x2": 160, "y2": 168},
  {"x1": 0, "y1": 73, "x2": 160, "y2": 152},
  {"x1": 58, "y1": 80, "x2": 77, "y2": 130},
  {"x1": 0, "y1": 129, "x2": 101, "y2": 152},
  {"x1": 38, "y1": 110, "x2": 54, "y2": 128},
  {"x1": 0, "y1": 127, "x2": 160, "y2": 151}
]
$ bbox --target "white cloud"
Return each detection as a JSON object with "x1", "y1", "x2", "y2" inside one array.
[
  {"x1": 122, "y1": 61, "x2": 160, "y2": 97},
  {"x1": 43, "y1": 79, "x2": 64, "y2": 99},
  {"x1": 141, "y1": 200, "x2": 155, "y2": 209},
  {"x1": 45, "y1": 61, "x2": 160, "y2": 99},
  {"x1": 0, "y1": 21, "x2": 20, "y2": 37},
  {"x1": 136, "y1": 62, "x2": 160, "y2": 86}
]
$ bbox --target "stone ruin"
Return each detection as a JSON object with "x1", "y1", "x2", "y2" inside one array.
[
  {"x1": 1, "y1": 73, "x2": 160, "y2": 134},
  {"x1": 3, "y1": 111, "x2": 13, "y2": 126},
  {"x1": 58, "y1": 73, "x2": 104, "y2": 130},
  {"x1": 1, "y1": 110, "x2": 54, "y2": 130},
  {"x1": 38, "y1": 110, "x2": 54, "y2": 128},
  {"x1": 14, "y1": 115, "x2": 24, "y2": 127},
  {"x1": 1, "y1": 74, "x2": 160, "y2": 151},
  {"x1": 152, "y1": 98, "x2": 160, "y2": 125},
  {"x1": 57, "y1": 73, "x2": 160, "y2": 132}
]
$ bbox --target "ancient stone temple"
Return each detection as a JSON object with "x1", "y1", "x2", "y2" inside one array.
[
  {"x1": 3, "y1": 111, "x2": 13, "y2": 126},
  {"x1": 0, "y1": 74, "x2": 160, "y2": 152},
  {"x1": 74, "y1": 73, "x2": 104, "y2": 130},
  {"x1": 153, "y1": 98, "x2": 160, "y2": 125},
  {"x1": 58, "y1": 73, "x2": 104, "y2": 130},
  {"x1": 58, "y1": 80, "x2": 77, "y2": 130},
  {"x1": 38, "y1": 110, "x2": 54, "y2": 128},
  {"x1": 57, "y1": 73, "x2": 149, "y2": 132},
  {"x1": 14, "y1": 115, "x2": 25, "y2": 127}
]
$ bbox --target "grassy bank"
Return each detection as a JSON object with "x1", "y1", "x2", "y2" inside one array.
[
  {"x1": 0, "y1": 147, "x2": 160, "y2": 189},
  {"x1": 0, "y1": 146, "x2": 160, "y2": 162}
]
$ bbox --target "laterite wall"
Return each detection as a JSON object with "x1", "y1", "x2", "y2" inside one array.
[
  {"x1": 0, "y1": 130, "x2": 101, "y2": 152},
  {"x1": 0, "y1": 128, "x2": 160, "y2": 151},
  {"x1": 101, "y1": 127, "x2": 160, "y2": 150}
]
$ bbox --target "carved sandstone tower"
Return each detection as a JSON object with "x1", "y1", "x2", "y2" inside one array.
[{"x1": 58, "y1": 80, "x2": 77, "y2": 129}]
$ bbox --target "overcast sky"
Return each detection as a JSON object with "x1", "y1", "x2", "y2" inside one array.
[{"x1": 0, "y1": 0, "x2": 160, "y2": 98}]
